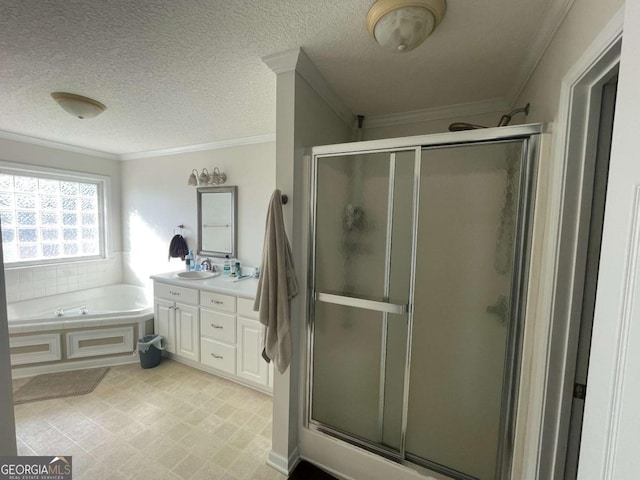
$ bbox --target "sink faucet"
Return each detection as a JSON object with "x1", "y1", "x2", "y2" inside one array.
[{"x1": 200, "y1": 259, "x2": 213, "y2": 271}]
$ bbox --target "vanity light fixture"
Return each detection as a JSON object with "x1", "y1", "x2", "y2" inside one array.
[
  {"x1": 209, "y1": 167, "x2": 227, "y2": 185},
  {"x1": 188, "y1": 169, "x2": 199, "y2": 186},
  {"x1": 188, "y1": 167, "x2": 227, "y2": 186},
  {"x1": 199, "y1": 168, "x2": 210, "y2": 185},
  {"x1": 51, "y1": 92, "x2": 106, "y2": 119},
  {"x1": 366, "y1": 0, "x2": 447, "y2": 53}
]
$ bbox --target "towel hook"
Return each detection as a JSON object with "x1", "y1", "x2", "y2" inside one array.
[
  {"x1": 175, "y1": 224, "x2": 185, "y2": 235},
  {"x1": 281, "y1": 194, "x2": 289, "y2": 205}
]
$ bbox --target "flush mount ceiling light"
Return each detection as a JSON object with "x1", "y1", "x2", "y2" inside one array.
[
  {"x1": 50, "y1": 92, "x2": 107, "y2": 119},
  {"x1": 366, "y1": 0, "x2": 446, "y2": 53}
]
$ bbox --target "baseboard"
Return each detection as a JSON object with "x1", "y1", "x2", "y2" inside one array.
[
  {"x1": 267, "y1": 447, "x2": 300, "y2": 475},
  {"x1": 11, "y1": 354, "x2": 138, "y2": 378}
]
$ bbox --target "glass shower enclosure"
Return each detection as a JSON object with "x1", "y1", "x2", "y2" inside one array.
[{"x1": 307, "y1": 125, "x2": 540, "y2": 480}]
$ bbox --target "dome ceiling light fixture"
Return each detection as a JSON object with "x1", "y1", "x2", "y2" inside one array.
[
  {"x1": 50, "y1": 92, "x2": 107, "y2": 119},
  {"x1": 366, "y1": 0, "x2": 447, "y2": 53}
]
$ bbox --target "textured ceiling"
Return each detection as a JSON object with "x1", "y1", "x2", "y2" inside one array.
[{"x1": 0, "y1": 0, "x2": 551, "y2": 155}]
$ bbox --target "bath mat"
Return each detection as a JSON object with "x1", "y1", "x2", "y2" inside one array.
[{"x1": 12, "y1": 367, "x2": 109, "y2": 405}]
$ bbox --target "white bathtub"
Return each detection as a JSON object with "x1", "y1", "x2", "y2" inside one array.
[{"x1": 7, "y1": 284, "x2": 153, "y2": 334}]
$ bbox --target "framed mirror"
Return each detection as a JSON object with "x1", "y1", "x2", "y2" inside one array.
[{"x1": 197, "y1": 186, "x2": 237, "y2": 258}]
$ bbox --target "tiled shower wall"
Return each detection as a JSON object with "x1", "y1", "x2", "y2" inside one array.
[{"x1": 4, "y1": 252, "x2": 123, "y2": 303}]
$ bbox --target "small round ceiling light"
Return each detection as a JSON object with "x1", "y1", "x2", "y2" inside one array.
[
  {"x1": 51, "y1": 92, "x2": 106, "y2": 119},
  {"x1": 366, "y1": 0, "x2": 446, "y2": 53}
]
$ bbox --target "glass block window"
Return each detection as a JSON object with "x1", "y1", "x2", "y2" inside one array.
[{"x1": 0, "y1": 171, "x2": 104, "y2": 265}]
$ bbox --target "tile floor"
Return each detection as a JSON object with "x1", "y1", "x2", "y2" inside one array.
[{"x1": 12, "y1": 359, "x2": 286, "y2": 480}]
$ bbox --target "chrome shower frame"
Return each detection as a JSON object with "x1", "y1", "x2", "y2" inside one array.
[{"x1": 305, "y1": 124, "x2": 542, "y2": 480}]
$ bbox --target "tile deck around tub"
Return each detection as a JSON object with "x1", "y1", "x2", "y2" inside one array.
[{"x1": 12, "y1": 359, "x2": 285, "y2": 480}]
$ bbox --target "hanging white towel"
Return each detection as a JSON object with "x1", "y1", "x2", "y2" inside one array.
[{"x1": 254, "y1": 189, "x2": 299, "y2": 374}]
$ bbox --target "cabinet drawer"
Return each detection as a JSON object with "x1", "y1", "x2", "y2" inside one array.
[
  {"x1": 201, "y1": 309, "x2": 236, "y2": 344},
  {"x1": 154, "y1": 282, "x2": 198, "y2": 305},
  {"x1": 237, "y1": 297, "x2": 258, "y2": 319},
  {"x1": 201, "y1": 338, "x2": 236, "y2": 374},
  {"x1": 200, "y1": 291, "x2": 236, "y2": 313}
]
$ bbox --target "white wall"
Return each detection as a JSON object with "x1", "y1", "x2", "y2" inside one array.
[
  {"x1": 362, "y1": 110, "x2": 510, "y2": 140},
  {"x1": 120, "y1": 142, "x2": 275, "y2": 288},
  {"x1": 515, "y1": 0, "x2": 624, "y2": 122},
  {"x1": 507, "y1": 0, "x2": 624, "y2": 477},
  {"x1": 0, "y1": 137, "x2": 123, "y2": 302}
]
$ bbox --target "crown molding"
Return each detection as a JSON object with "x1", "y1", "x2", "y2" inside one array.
[
  {"x1": 263, "y1": 47, "x2": 355, "y2": 128},
  {"x1": 508, "y1": 0, "x2": 577, "y2": 104},
  {"x1": 262, "y1": 48, "x2": 302, "y2": 75},
  {"x1": 118, "y1": 133, "x2": 275, "y2": 161},
  {"x1": 363, "y1": 97, "x2": 510, "y2": 129},
  {"x1": 0, "y1": 129, "x2": 118, "y2": 159},
  {"x1": 0, "y1": 129, "x2": 275, "y2": 161}
]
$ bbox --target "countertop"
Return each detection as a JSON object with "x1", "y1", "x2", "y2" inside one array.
[{"x1": 151, "y1": 271, "x2": 258, "y2": 299}]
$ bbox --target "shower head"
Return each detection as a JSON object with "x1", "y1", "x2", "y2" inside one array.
[
  {"x1": 448, "y1": 103, "x2": 531, "y2": 132},
  {"x1": 497, "y1": 103, "x2": 530, "y2": 127}
]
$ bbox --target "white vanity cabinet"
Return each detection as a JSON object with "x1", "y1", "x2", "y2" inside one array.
[
  {"x1": 236, "y1": 298, "x2": 270, "y2": 386},
  {"x1": 152, "y1": 274, "x2": 271, "y2": 393},
  {"x1": 153, "y1": 283, "x2": 200, "y2": 362}
]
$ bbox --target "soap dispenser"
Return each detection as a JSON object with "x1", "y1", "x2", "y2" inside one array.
[{"x1": 223, "y1": 255, "x2": 231, "y2": 276}]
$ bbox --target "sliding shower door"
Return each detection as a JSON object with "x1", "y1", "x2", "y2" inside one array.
[
  {"x1": 404, "y1": 141, "x2": 527, "y2": 480},
  {"x1": 308, "y1": 130, "x2": 537, "y2": 480},
  {"x1": 310, "y1": 149, "x2": 417, "y2": 455}
]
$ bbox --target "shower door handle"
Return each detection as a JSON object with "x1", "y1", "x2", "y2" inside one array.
[{"x1": 316, "y1": 292, "x2": 407, "y2": 315}]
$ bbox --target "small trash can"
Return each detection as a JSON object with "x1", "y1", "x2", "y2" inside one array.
[{"x1": 138, "y1": 334, "x2": 163, "y2": 369}]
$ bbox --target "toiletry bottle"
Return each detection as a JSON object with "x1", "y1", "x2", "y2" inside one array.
[
  {"x1": 230, "y1": 258, "x2": 237, "y2": 277},
  {"x1": 185, "y1": 251, "x2": 192, "y2": 271},
  {"x1": 223, "y1": 255, "x2": 231, "y2": 276},
  {"x1": 235, "y1": 260, "x2": 241, "y2": 276},
  {"x1": 188, "y1": 250, "x2": 195, "y2": 271}
]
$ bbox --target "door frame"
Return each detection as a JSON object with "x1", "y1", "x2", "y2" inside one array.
[{"x1": 522, "y1": 9, "x2": 624, "y2": 480}]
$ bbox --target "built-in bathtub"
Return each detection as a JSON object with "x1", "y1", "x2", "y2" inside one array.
[{"x1": 7, "y1": 284, "x2": 154, "y2": 377}]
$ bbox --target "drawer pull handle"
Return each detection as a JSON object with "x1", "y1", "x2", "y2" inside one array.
[
  {"x1": 170, "y1": 291, "x2": 179, "y2": 296},
  {"x1": 211, "y1": 353, "x2": 223, "y2": 359},
  {"x1": 211, "y1": 324, "x2": 223, "y2": 329},
  {"x1": 212, "y1": 300, "x2": 224, "y2": 304}
]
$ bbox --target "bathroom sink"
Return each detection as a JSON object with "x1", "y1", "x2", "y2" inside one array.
[{"x1": 174, "y1": 271, "x2": 219, "y2": 280}]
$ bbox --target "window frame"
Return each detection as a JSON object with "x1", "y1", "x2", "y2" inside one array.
[{"x1": 0, "y1": 161, "x2": 110, "y2": 268}]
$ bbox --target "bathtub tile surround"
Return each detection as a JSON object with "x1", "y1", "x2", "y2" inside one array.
[
  {"x1": 13, "y1": 359, "x2": 284, "y2": 480},
  {"x1": 4, "y1": 252, "x2": 123, "y2": 303}
]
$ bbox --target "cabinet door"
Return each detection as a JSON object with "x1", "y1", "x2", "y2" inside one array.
[
  {"x1": 155, "y1": 298, "x2": 175, "y2": 353},
  {"x1": 175, "y1": 303, "x2": 200, "y2": 362},
  {"x1": 236, "y1": 316, "x2": 268, "y2": 386}
]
